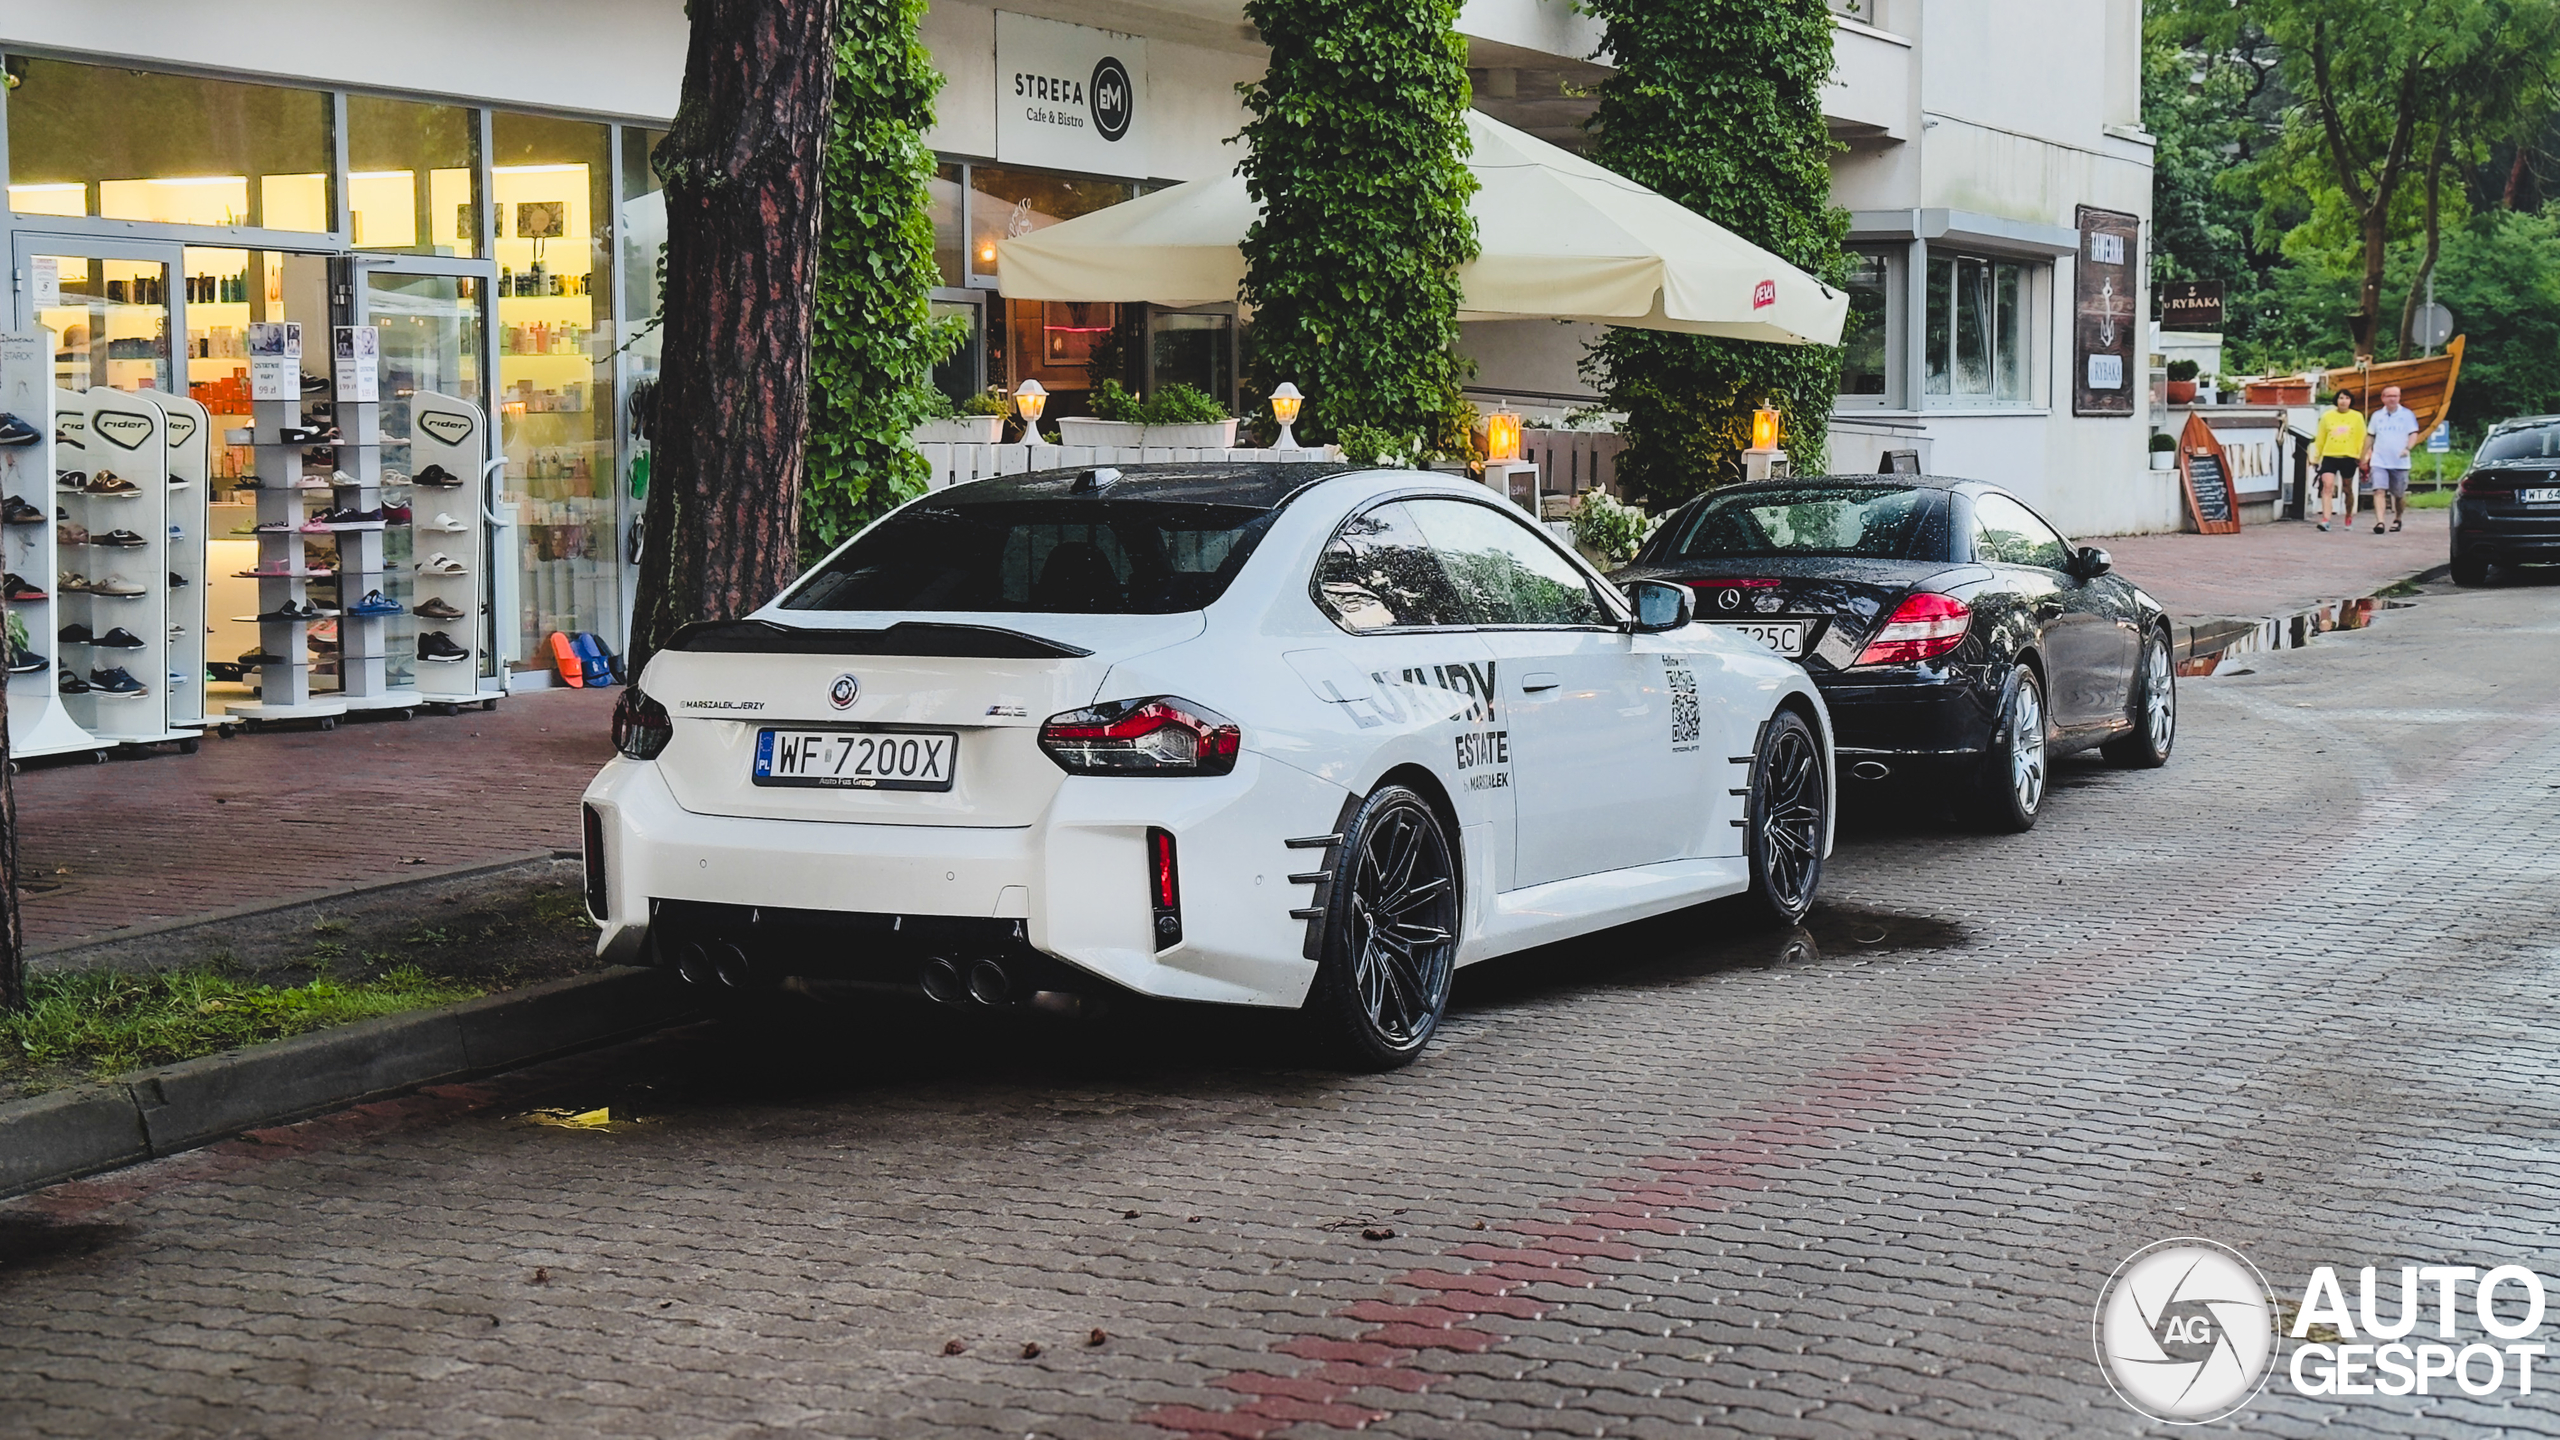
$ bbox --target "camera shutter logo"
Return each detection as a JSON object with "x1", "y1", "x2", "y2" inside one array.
[
  {"x1": 829, "y1": 674, "x2": 861, "y2": 711},
  {"x1": 2094, "y1": 1238, "x2": 2277, "y2": 1424},
  {"x1": 1090, "y1": 56, "x2": 1133, "y2": 142}
]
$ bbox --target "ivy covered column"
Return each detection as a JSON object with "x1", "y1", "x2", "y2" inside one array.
[
  {"x1": 1581, "y1": 0, "x2": 1850, "y2": 506},
  {"x1": 804, "y1": 0, "x2": 963, "y2": 553},
  {"x1": 1238, "y1": 0, "x2": 1478, "y2": 455}
]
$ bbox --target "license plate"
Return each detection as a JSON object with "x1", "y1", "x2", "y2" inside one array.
[
  {"x1": 752, "y1": 729, "x2": 956, "y2": 790},
  {"x1": 1713, "y1": 621, "x2": 1806, "y2": 657},
  {"x1": 2521, "y1": 487, "x2": 2560, "y2": 505}
]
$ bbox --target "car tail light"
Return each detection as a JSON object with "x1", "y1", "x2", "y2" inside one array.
[
  {"x1": 612, "y1": 687, "x2": 672, "y2": 760},
  {"x1": 582, "y1": 804, "x2": 608, "y2": 921},
  {"x1": 1038, "y1": 696, "x2": 1240, "y2": 776},
  {"x1": 1854, "y1": 592, "x2": 1972, "y2": 666},
  {"x1": 1147, "y1": 827, "x2": 1182, "y2": 949}
]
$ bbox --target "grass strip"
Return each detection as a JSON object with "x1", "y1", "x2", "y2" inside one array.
[{"x1": 2, "y1": 965, "x2": 486, "y2": 1087}]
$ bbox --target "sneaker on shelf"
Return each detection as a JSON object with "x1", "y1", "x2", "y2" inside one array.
[
  {"x1": 413, "y1": 597, "x2": 467, "y2": 621},
  {"x1": 239, "y1": 561, "x2": 294, "y2": 578},
  {"x1": 93, "y1": 575, "x2": 146, "y2": 597},
  {"x1": 331, "y1": 470, "x2": 361, "y2": 487},
  {"x1": 0, "y1": 413, "x2": 41, "y2": 447},
  {"x1": 414, "y1": 464, "x2": 462, "y2": 487},
  {"x1": 308, "y1": 634, "x2": 340, "y2": 656},
  {"x1": 93, "y1": 528, "x2": 148, "y2": 548},
  {"x1": 95, "y1": 627, "x2": 146, "y2": 649},
  {"x1": 276, "y1": 425, "x2": 337, "y2": 444},
  {"x1": 85, "y1": 472, "x2": 140, "y2": 497},
  {"x1": 251, "y1": 519, "x2": 294, "y2": 534},
  {"x1": 55, "y1": 471, "x2": 86, "y2": 492},
  {"x1": 237, "y1": 648, "x2": 288, "y2": 668},
  {"x1": 53, "y1": 573, "x2": 88, "y2": 596},
  {"x1": 167, "y1": 671, "x2": 189, "y2": 687},
  {"x1": 8, "y1": 648, "x2": 46, "y2": 674},
  {"x1": 254, "y1": 602, "x2": 305, "y2": 623},
  {"x1": 1, "y1": 496, "x2": 43, "y2": 525},
  {"x1": 57, "y1": 521, "x2": 88, "y2": 547},
  {"x1": 168, "y1": 572, "x2": 190, "y2": 589},
  {"x1": 299, "y1": 514, "x2": 337, "y2": 533},
  {"x1": 425, "y1": 512, "x2": 470, "y2": 533},
  {"x1": 5, "y1": 573, "x2": 49, "y2": 601},
  {"x1": 299, "y1": 373, "x2": 329, "y2": 396},
  {"x1": 382, "y1": 502, "x2": 413, "y2": 524},
  {"x1": 56, "y1": 667, "x2": 91, "y2": 695},
  {"x1": 293, "y1": 474, "x2": 334, "y2": 491},
  {"x1": 347, "y1": 590, "x2": 405, "y2": 618},
  {"x1": 381, "y1": 470, "x2": 412, "y2": 487},
  {"x1": 232, "y1": 476, "x2": 264, "y2": 491},
  {"x1": 417, "y1": 631, "x2": 469, "y2": 662},
  {"x1": 57, "y1": 623, "x2": 93, "y2": 645},
  {"x1": 87, "y1": 666, "x2": 148, "y2": 696},
  {"x1": 416, "y1": 553, "x2": 469, "y2": 576}
]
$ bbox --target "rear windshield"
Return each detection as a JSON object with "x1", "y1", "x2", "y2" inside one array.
[
  {"x1": 1650, "y1": 486, "x2": 1942, "y2": 561},
  {"x1": 2476, "y1": 425, "x2": 2560, "y2": 464},
  {"x1": 782, "y1": 498, "x2": 1278, "y2": 614}
]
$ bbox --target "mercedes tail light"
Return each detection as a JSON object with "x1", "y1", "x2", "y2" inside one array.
[
  {"x1": 1855, "y1": 592, "x2": 1972, "y2": 666},
  {"x1": 612, "y1": 687, "x2": 672, "y2": 760},
  {"x1": 1039, "y1": 696, "x2": 1240, "y2": 776}
]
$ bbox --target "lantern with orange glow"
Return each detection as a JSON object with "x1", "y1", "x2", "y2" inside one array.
[
  {"x1": 1749, "y1": 406, "x2": 1782, "y2": 452},
  {"x1": 1483, "y1": 411, "x2": 1524, "y2": 463},
  {"x1": 1013, "y1": 379, "x2": 1047, "y2": 440},
  {"x1": 1269, "y1": 382, "x2": 1303, "y2": 449}
]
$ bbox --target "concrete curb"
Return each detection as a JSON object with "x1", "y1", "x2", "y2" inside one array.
[{"x1": 0, "y1": 965, "x2": 695, "y2": 1199}]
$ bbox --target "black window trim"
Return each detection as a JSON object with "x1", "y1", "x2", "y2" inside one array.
[
  {"x1": 1308, "y1": 487, "x2": 1631, "y2": 637},
  {"x1": 1962, "y1": 488, "x2": 2076, "y2": 572}
]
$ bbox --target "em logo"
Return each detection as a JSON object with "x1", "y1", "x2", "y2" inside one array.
[
  {"x1": 2094, "y1": 1238, "x2": 2277, "y2": 1424},
  {"x1": 1090, "y1": 56, "x2": 1133, "y2": 142}
]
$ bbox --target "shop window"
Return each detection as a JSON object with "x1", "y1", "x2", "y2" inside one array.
[
  {"x1": 33, "y1": 255, "x2": 172, "y2": 395},
  {"x1": 3, "y1": 57, "x2": 333, "y2": 231},
  {"x1": 1924, "y1": 253, "x2": 2033, "y2": 404},
  {"x1": 1837, "y1": 252, "x2": 1892, "y2": 401},
  {"x1": 491, "y1": 112, "x2": 617, "y2": 672},
  {"x1": 967, "y1": 167, "x2": 1136, "y2": 285},
  {"x1": 347, "y1": 95, "x2": 480, "y2": 255},
  {"x1": 931, "y1": 163, "x2": 965, "y2": 288},
  {"x1": 1151, "y1": 311, "x2": 1234, "y2": 408},
  {"x1": 931, "y1": 298, "x2": 984, "y2": 402}
]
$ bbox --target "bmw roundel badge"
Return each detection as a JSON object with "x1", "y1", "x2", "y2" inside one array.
[{"x1": 829, "y1": 674, "x2": 861, "y2": 711}]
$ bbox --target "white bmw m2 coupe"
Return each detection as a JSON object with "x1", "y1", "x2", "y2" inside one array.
[{"x1": 583, "y1": 463, "x2": 1834, "y2": 1067}]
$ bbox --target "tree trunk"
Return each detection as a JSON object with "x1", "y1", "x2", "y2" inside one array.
[
  {"x1": 0, "y1": 628, "x2": 22, "y2": 1013},
  {"x1": 2396, "y1": 117, "x2": 2453, "y2": 359},
  {"x1": 627, "y1": 0, "x2": 841, "y2": 679}
]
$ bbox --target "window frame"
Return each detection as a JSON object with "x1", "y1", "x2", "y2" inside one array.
[
  {"x1": 1835, "y1": 247, "x2": 1901, "y2": 409},
  {"x1": 1310, "y1": 490, "x2": 1629, "y2": 637},
  {"x1": 1964, "y1": 490, "x2": 2074, "y2": 572},
  {"x1": 1922, "y1": 249, "x2": 2041, "y2": 409}
]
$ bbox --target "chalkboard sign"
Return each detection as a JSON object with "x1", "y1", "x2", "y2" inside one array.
[
  {"x1": 2187, "y1": 450, "x2": 2231, "y2": 521},
  {"x1": 2175, "y1": 413, "x2": 2243, "y2": 534}
]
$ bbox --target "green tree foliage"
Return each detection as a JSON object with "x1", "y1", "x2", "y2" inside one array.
[
  {"x1": 1578, "y1": 0, "x2": 1849, "y2": 507},
  {"x1": 1237, "y1": 0, "x2": 1478, "y2": 454},
  {"x1": 804, "y1": 0, "x2": 964, "y2": 554}
]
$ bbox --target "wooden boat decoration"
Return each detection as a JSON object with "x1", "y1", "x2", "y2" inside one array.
[{"x1": 2325, "y1": 335, "x2": 2464, "y2": 443}]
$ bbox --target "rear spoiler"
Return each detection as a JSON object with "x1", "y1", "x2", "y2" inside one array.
[{"x1": 662, "y1": 618, "x2": 1094, "y2": 660}]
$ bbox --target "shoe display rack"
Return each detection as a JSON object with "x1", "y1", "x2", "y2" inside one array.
[
  {"x1": 60, "y1": 388, "x2": 190, "y2": 747},
  {"x1": 0, "y1": 334, "x2": 101, "y2": 761},
  {"x1": 224, "y1": 383, "x2": 350, "y2": 727},
  {"x1": 150, "y1": 389, "x2": 213, "y2": 736},
  {"x1": 325, "y1": 355, "x2": 413, "y2": 715},
  {"x1": 408, "y1": 392, "x2": 491, "y2": 704}
]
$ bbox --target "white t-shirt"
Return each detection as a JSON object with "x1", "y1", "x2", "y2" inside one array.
[{"x1": 2368, "y1": 405, "x2": 2422, "y2": 467}]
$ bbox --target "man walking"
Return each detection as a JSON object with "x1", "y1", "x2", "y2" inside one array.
[
  {"x1": 2313, "y1": 391, "x2": 2366, "y2": 533},
  {"x1": 2363, "y1": 384, "x2": 2420, "y2": 533}
]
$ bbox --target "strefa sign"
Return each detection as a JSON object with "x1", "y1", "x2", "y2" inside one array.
[{"x1": 995, "y1": 12, "x2": 1149, "y2": 179}]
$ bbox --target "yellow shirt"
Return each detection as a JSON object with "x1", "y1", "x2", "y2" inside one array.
[{"x1": 2315, "y1": 407, "x2": 2367, "y2": 458}]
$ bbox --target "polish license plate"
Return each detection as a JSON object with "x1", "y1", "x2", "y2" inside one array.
[
  {"x1": 752, "y1": 729, "x2": 956, "y2": 790},
  {"x1": 2520, "y1": 487, "x2": 2560, "y2": 505},
  {"x1": 1713, "y1": 621, "x2": 1806, "y2": 657}
]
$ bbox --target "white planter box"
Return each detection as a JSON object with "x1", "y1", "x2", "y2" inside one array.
[
  {"x1": 2149, "y1": 451, "x2": 2176, "y2": 470},
  {"x1": 909, "y1": 415, "x2": 1004, "y2": 445},
  {"x1": 1057, "y1": 417, "x2": 1239, "y2": 449}
]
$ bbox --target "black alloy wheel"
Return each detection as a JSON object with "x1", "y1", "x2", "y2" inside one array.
[
  {"x1": 2450, "y1": 550, "x2": 2491, "y2": 587},
  {"x1": 1972, "y1": 662, "x2": 2048, "y2": 833},
  {"x1": 2103, "y1": 626, "x2": 2176, "y2": 768},
  {"x1": 1742, "y1": 710, "x2": 1826, "y2": 926},
  {"x1": 1308, "y1": 785, "x2": 1460, "y2": 1069}
]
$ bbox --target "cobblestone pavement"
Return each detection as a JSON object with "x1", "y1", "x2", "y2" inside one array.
[
  {"x1": 3, "y1": 573, "x2": 2558, "y2": 1439},
  {"x1": 2090, "y1": 509, "x2": 2446, "y2": 620},
  {"x1": 13, "y1": 687, "x2": 614, "y2": 951}
]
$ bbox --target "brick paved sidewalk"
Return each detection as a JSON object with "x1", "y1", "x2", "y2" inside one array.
[
  {"x1": 14, "y1": 686, "x2": 616, "y2": 953},
  {"x1": 2088, "y1": 508, "x2": 2445, "y2": 620}
]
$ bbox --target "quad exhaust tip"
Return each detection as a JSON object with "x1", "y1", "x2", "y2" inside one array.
[
  {"x1": 921, "y1": 956, "x2": 1018, "y2": 1007},
  {"x1": 966, "y1": 958, "x2": 1012, "y2": 1007},
  {"x1": 919, "y1": 955, "x2": 966, "y2": 1006}
]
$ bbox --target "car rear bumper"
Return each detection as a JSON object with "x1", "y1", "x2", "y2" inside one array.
[
  {"x1": 2452, "y1": 500, "x2": 2560, "y2": 561},
  {"x1": 1812, "y1": 667, "x2": 2000, "y2": 758},
  {"x1": 579, "y1": 753, "x2": 1350, "y2": 1008}
]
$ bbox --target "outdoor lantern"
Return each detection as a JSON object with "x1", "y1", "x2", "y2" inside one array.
[
  {"x1": 1013, "y1": 378, "x2": 1047, "y2": 435},
  {"x1": 1484, "y1": 411, "x2": 1524, "y2": 462},
  {"x1": 1750, "y1": 405, "x2": 1782, "y2": 452},
  {"x1": 1270, "y1": 382, "x2": 1303, "y2": 449}
]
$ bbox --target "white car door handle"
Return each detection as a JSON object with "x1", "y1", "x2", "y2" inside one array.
[{"x1": 1521, "y1": 672, "x2": 1561, "y2": 692}]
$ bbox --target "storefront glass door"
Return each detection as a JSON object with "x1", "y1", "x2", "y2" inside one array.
[
  {"x1": 364, "y1": 264, "x2": 493, "y2": 690},
  {"x1": 23, "y1": 242, "x2": 179, "y2": 396}
]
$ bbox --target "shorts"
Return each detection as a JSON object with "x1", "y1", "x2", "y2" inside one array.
[
  {"x1": 2368, "y1": 466, "x2": 2409, "y2": 496},
  {"x1": 2319, "y1": 455, "x2": 2362, "y2": 479}
]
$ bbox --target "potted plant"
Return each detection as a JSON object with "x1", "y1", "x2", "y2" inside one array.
[
  {"x1": 2165, "y1": 359, "x2": 2200, "y2": 405},
  {"x1": 907, "y1": 388, "x2": 1009, "y2": 445},
  {"x1": 1057, "y1": 381, "x2": 1241, "y2": 448},
  {"x1": 2149, "y1": 431, "x2": 2177, "y2": 470}
]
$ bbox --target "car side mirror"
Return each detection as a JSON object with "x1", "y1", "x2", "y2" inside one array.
[
  {"x1": 2074, "y1": 545, "x2": 2112, "y2": 578},
  {"x1": 1624, "y1": 579, "x2": 1694, "y2": 633}
]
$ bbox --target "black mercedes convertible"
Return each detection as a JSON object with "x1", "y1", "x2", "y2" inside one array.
[{"x1": 1613, "y1": 475, "x2": 2175, "y2": 831}]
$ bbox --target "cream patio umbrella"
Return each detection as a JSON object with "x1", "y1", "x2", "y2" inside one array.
[{"x1": 994, "y1": 110, "x2": 1848, "y2": 347}]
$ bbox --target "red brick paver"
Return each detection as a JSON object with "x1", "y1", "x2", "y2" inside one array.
[
  {"x1": 2089, "y1": 509, "x2": 2446, "y2": 619},
  {"x1": 13, "y1": 688, "x2": 615, "y2": 951}
]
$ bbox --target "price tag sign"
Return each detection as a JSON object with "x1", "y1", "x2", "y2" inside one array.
[
  {"x1": 248, "y1": 321, "x2": 302, "y2": 402},
  {"x1": 332, "y1": 324, "x2": 380, "y2": 403}
]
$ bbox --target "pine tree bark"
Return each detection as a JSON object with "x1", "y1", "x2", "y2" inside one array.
[{"x1": 628, "y1": 0, "x2": 841, "y2": 678}]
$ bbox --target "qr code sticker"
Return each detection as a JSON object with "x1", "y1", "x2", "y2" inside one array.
[{"x1": 1664, "y1": 657, "x2": 1700, "y2": 747}]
